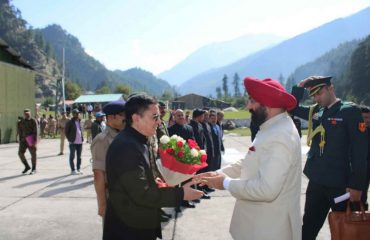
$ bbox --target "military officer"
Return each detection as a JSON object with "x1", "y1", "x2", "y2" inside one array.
[
  {"x1": 156, "y1": 101, "x2": 169, "y2": 141},
  {"x1": 291, "y1": 76, "x2": 368, "y2": 240},
  {"x1": 91, "y1": 100, "x2": 126, "y2": 218},
  {"x1": 18, "y1": 109, "x2": 38, "y2": 175},
  {"x1": 57, "y1": 112, "x2": 70, "y2": 155}
]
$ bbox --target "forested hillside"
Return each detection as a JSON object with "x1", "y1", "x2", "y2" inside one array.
[
  {"x1": 0, "y1": 0, "x2": 61, "y2": 98},
  {"x1": 0, "y1": 0, "x2": 173, "y2": 99}
]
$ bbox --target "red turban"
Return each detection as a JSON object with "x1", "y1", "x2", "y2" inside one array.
[{"x1": 244, "y1": 77, "x2": 297, "y2": 111}]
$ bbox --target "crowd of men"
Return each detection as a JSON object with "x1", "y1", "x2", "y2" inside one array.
[{"x1": 14, "y1": 75, "x2": 370, "y2": 239}]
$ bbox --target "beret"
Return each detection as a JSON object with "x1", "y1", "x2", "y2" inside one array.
[
  {"x1": 103, "y1": 100, "x2": 126, "y2": 115},
  {"x1": 158, "y1": 101, "x2": 166, "y2": 107},
  {"x1": 72, "y1": 108, "x2": 80, "y2": 113},
  {"x1": 23, "y1": 108, "x2": 31, "y2": 113},
  {"x1": 244, "y1": 77, "x2": 297, "y2": 111}
]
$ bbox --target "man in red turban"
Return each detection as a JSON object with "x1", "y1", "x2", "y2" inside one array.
[{"x1": 196, "y1": 77, "x2": 302, "y2": 240}]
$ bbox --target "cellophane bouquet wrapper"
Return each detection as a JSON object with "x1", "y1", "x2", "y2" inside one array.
[{"x1": 157, "y1": 149, "x2": 207, "y2": 186}]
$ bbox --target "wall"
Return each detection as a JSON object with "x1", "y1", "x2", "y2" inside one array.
[{"x1": 0, "y1": 62, "x2": 35, "y2": 143}]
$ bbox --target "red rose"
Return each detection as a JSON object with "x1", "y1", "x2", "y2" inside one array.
[
  {"x1": 188, "y1": 139, "x2": 198, "y2": 149},
  {"x1": 200, "y1": 154, "x2": 207, "y2": 162},
  {"x1": 177, "y1": 151, "x2": 185, "y2": 158},
  {"x1": 166, "y1": 148, "x2": 175, "y2": 155},
  {"x1": 176, "y1": 141, "x2": 183, "y2": 148}
]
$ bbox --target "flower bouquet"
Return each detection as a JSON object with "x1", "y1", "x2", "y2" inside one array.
[{"x1": 156, "y1": 135, "x2": 208, "y2": 186}]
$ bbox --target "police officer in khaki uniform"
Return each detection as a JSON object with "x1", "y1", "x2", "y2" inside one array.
[
  {"x1": 84, "y1": 114, "x2": 93, "y2": 143},
  {"x1": 91, "y1": 100, "x2": 126, "y2": 218},
  {"x1": 291, "y1": 76, "x2": 368, "y2": 240},
  {"x1": 18, "y1": 109, "x2": 38, "y2": 175},
  {"x1": 57, "y1": 112, "x2": 70, "y2": 155}
]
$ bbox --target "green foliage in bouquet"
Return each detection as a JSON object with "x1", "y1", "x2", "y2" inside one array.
[{"x1": 159, "y1": 135, "x2": 207, "y2": 165}]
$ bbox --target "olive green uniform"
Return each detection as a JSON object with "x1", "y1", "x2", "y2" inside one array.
[{"x1": 18, "y1": 117, "x2": 38, "y2": 170}]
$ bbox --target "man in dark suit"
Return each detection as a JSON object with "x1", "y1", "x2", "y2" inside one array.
[
  {"x1": 168, "y1": 109, "x2": 195, "y2": 141},
  {"x1": 209, "y1": 110, "x2": 223, "y2": 171},
  {"x1": 168, "y1": 109, "x2": 198, "y2": 208},
  {"x1": 104, "y1": 94, "x2": 203, "y2": 240},
  {"x1": 189, "y1": 109, "x2": 206, "y2": 149}
]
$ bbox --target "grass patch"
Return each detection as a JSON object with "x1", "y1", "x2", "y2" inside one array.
[
  {"x1": 224, "y1": 127, "x2": 251, "y2": 136},
  {"x1": 223, "y1": 110, "x2": 250, "y2": 119}
]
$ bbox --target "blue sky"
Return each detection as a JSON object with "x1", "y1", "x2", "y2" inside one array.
[{"x1": 12, "y1": 0, "x2": 370, "y2": 74}]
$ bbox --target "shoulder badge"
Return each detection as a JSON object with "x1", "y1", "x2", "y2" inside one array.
[{"x1": 359, "y1": 122, "x2": 366, "y2": 133}]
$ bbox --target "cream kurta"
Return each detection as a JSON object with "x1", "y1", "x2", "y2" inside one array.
[{"x1": 222, "y1": 112, "x2": 302, "y2": 240}]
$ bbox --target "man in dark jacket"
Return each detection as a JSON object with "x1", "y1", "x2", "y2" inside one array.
[
  {"x1": 65, "y1": 109, "x2": 84, "y2": 175},
  {"x1": 168, "y1": 109, "x2": 195, "y2": 141},
  {"x1": 189, "y1": 109, "x2": 206, "y2": 150},
  {"x1": 209, "y1": 110, "x2": 223, "y2": 171},
  {"x1": 18, "y1": 109, "x2": 38, "y2": 174},
  {"x1": 104, "y1": 94, "x2": 203, "y2": 240}
]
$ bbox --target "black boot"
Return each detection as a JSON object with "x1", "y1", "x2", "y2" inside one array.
[{"x1": 22, "y1": 165, "x2": 31, "y2": 174}]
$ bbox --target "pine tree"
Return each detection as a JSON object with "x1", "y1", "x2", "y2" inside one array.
[
  {"x1": 222, "y1": 74, "x2": 229, "y2": 97},
  {"x1": 216, "y1": 87, "x2": 222, "y2": 99},
  {"x1": 232, "y1": 73, "x2": 241, "y2": 97}
]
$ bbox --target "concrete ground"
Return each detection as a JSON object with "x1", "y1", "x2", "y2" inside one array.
[{"x1": 0, "y1": 134, "x2": 337, "y2": 240}]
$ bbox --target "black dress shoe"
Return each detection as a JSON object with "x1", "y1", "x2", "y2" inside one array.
[
  {"x1": 160, "y1": 209, "x2": 172, "y2": 218},
  {"x1": 181, "y1": 201, "x2": 196, "y2": 208},
  {"x1": 22, "y1": 166, "x2": 31, "y2": 174},
  {"x1": 160, "y1": 215, "x2": 170, "y2": 222},
  {"x1": 204, "y1": 186, "x2": 215, "y2": 193},
  {"x1": 193, "y1": 199, "x2": 200, "y2": 203},
  {"x1": 201, "y1": 193, "x2": 211, "y2": 199}
]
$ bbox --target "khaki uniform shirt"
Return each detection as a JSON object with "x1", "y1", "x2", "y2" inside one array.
[
  {"x1": 91, "y1": 125, "x2": 120, "y2": 172},
  {"x1": 58, "y1": 117, "x2": 69, "y2": 130}
]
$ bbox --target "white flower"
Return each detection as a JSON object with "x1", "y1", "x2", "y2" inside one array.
[
  {"x1": 170, "y1": 135, "x2": 178, "y2": 140},
  {"x1": 160, "y1": 135, "x2": 170, "y2": 145},
  {"x1": 176, "y1": 136, "x2": 184, "y2": 142},
  {"x1": 191, "y1": 148, "x2": 199, "y2": 157},
  {"x1": 199, "y1": 150, "x2": 206, "y2": 155}
]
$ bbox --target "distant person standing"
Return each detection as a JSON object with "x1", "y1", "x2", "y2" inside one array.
[
  {"x1": 91, "y1": 100, "x2": 126, "y2": 218},
  {"x1": 18, "y1": 109, "x2": 38, "y2": 175},
  {"x1": 91, "y1": 112, "x2": 106, "y2": 140},
  {"x1": 47, "y1": 114, "x2": 57, "y2": 138},
  {"x1": 40, "y1": 114, "x2": 48, "y2": 138},
  {"x1": 87, "y1": 103, "x2": 93, "y2": 115},
  {"x1": 15, "y1": 116, "x2": 23, "y2": 143},
  {"x1": 65, "y1": 109, "x2": 84, "y2": 175},
  {"x1": 209, "y1": 110, "x2": 223, "y2": 170},
  {"x1": 84, "y1": 114, "x2": 93, "y2": 143},
  {"x1": 57, "y1": 112, "x2": 70, "y2": 155}
]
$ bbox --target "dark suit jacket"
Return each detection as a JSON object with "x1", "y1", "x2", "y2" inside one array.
[
  {"x1": 64, "y1": 118, "x2": 83, "y2": 143},
  {"x1": 104, "y1": 126, "x2": 183, "y2": 240},
  {"x1": 189, "y1": 120, "x2": 206, "y2": 149},
  {"x1": 168, "y1": 123, "x2": 195, "y2": 141}
]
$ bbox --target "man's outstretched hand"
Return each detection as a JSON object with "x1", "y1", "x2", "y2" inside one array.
[
  {"x1": 194, "y1": 171, "x2": 226, "y2": 190},
  {"x1": 183, "y1": 180, "x2": 204, "y2": 201}
]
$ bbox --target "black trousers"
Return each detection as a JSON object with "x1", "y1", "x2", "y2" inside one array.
[{"x1": 302, "y1": 181, "x2": 347, "y2": 240}]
